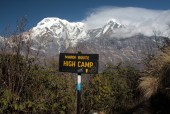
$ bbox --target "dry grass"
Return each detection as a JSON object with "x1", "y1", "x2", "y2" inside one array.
[
  {"x1": 159, "y1": 49, "x2": 170, "y2": 66},
  {"x1": 98, "y1": 111, "x2": 106, "y2": 114},
  {"x1": 138, "y1": 76, "x2": 159, "y2": 99},
  {"x1": 138, "y1": 47, "x2": 170, "y2": 99}
]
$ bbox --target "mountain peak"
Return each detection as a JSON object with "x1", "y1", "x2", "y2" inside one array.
[
  {"x1": 36, "y1": 17, "x2": 69, "y2": 28},
  {"x1": 96, "y1": 18, "x2": 124, "y2": 36},
  {"x1": 35, "y1": 17, "x2": 85, "y2": 30},
  {"x1": 105, "y1": 18, "x2": 123, "y2": 29},
  {"x1": 107, "y1": 18, "x2": 121, "y2": 25},
  {"x1": 31, "y1": 17, "x2": 87, "y2": 47}
]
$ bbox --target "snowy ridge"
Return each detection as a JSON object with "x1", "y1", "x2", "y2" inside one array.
[
  {"x1": 31, "y1": 17, "x2": 88, "y2": 46},
  {"x1": 31, "y1": 17, "x2": 123, "y2": 38},
  {"x1": 0, "y1": 17, "x2": 124, "y2": 54},
  {"x1": 0, "y1": 17, "x2": 123, "y2": 54},
  {"x1": 29, "y1": 17, "x2": 123, "y2": 50},
  {"x1": 89, "y1": 18, "x2": 124, "y2": 37},
  {"x1": 0, "y1": 17, "x2": 165, "y2": 69}
]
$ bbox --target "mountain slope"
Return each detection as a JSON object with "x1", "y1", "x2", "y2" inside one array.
[{"x1": 0, "y1": 17, "x2": 167, "y2": 70}]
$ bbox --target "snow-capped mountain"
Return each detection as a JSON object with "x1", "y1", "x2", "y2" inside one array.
[
  {"x1": 31, "y1": 17, "x2": 88, "y2": 45},
  {"x1": 97, "y1": 19, "x2": 124, "y2": 37},
  {"x1": 0, "y1": 17, "x2": 167, "y2": 70},
  {"x1": 88, "y1": 18, "x2": 124, "y2": 38},
  {"x1": 30, "y1": 17, "x2": 124, "y2": 42},
  {"x1": 27, "y1": 17, "x2": 124, "y2": 54}
]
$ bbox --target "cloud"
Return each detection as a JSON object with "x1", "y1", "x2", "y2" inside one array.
[{"x1": 82, "y1": 7, "x2": 170, "y2": 37}]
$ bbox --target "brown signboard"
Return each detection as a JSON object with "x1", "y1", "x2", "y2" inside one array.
[{"x1": 59, "y1": 53, "x2": 99, "y2": 74}]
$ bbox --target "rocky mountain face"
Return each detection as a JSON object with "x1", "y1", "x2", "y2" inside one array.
[
  {"x1": 0, "y1": 17, "x2": 167, "y2": 70},
  {"x1": 66, "y1": 35, "x2": 165, "y2": 71}
]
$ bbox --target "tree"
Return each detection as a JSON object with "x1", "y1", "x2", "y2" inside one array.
[{"x1": 0, "y1": 17, "x2": 76, "y2": 113}]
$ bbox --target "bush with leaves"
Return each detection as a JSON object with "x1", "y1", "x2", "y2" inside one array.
[
  {"x1": 0, "y1": 54, "x2": 77, "y2": 113},
  {"x1": 82, "y1": 64, "x2": 140, "y2": 114}
]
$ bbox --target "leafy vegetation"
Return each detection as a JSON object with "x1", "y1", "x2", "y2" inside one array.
[
  {"x1": 0, "y1": 53, "x2": 140, "y2": 114},
  {"x1": 0, "y1": 54, "x2": 77, "y2": 114},
  {"x1": 80, "y1": 64, "x2": 140, "y2": 114}
]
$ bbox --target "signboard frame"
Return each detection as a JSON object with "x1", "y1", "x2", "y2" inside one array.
[{"x1": 59, "y1": 53, "x2": 99, "y2": 74}]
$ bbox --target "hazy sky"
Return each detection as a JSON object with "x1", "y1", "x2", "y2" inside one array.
[{"x1": 0, "y1": 0, "x2": 170, "y2": 33}]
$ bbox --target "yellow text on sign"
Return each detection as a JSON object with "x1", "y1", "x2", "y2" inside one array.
[
  {"x1": 78, "y1": 61, "x2": 94, "y2": 68},
  {"x1": 63, "y1": 61, "x2": 76, "y2": 67},
  {"x1": 86, "y1": 69, "x2": 88, "y2": 73},
  {"x1": 65, "y1": 55, "x2": 76, "y2": 59},
  {"x1": 78, "y1": 56, "x2": 89, "y2": 60}
]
